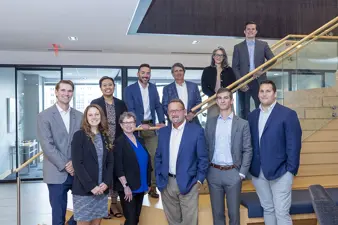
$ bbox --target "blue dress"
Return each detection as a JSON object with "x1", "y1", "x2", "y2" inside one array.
[
  {"x1": 127, "y1": 137, "x2": 149, "y2": 193},
  {"x1": 73, "y1": 133, "x2": 108, "y2": 221}
]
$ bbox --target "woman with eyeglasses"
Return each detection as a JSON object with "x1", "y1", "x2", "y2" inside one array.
[
  {"x1": 114, "y1": 112, "x2": 152, "y2": 225},
  {"x1": 201, "y1": 47, "x2": 237, "y2": 119}
]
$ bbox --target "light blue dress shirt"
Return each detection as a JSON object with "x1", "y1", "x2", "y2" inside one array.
[
  {"x1": 258, "y1": 101, "x2": 277, "y2": 144},
  {"x1": 246, "y1": 40, "x2": 256, "y2": 72}
]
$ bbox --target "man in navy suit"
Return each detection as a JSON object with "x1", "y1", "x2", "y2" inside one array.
[
  {"x1": 162, "y1": 63, "x2": 202, "y2": 125},
  {"x1": 124, "y1": 63, "x2": 165, "y2": 198},
  {"x1": 155, "y1": 99, "x2": 208, "y2": 225},
  {"x1": 248, "y1": 80, "x2": 302, "y2": 225}
]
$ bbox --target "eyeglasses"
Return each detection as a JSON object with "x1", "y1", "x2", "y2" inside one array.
[
  {"x1": 213, "y1": 54, "x2": 225, "y2": 58},
  {"x1": 121, "y1": 121, "x2": 136, "y2": 125}
]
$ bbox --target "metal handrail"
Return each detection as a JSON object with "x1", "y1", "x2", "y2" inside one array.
[{"x1": 191, "y1": 16, "x2": 338, "y2": 113}]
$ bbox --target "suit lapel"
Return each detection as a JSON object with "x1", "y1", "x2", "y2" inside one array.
[
  {"x1": 177, "y1": 122, "x2": 188, "y2": 160},
  {"x1": 89, "y1": 136, "x2": 98, "y2": 163},
  {"x1": 170, "y1": 83, "x2": 179, "y2": 99},
  {"x1": 262, "y1": 103, "x2": 279, "y2": 135},
  {"x1": 242, "y1": 41, "x2": 250, "y2": 66},
  {"x1": 52, "y1": 105, "x2": 68, "y2": 134},
  {"x1": 69, "y1": 109, "x2": 76, "y2": 136},
  {"x1": 135, "y1": 82, "x2": 144, "y2": 110},
  {"x1": 101, "y1": 134, "x2": 108, "y2": 166},
  {"x1": 254, "y1": 40, "x2": 259, "y2": 68},
  {"x1": 231, "y1": 116, "x2": 239, "y2": 154},
  {"x1": 186, "y1": 82, "x2": 192, "y2": 111},
  {"x1": 209, "y1": 116, "x2": 218, "y2": 157}
]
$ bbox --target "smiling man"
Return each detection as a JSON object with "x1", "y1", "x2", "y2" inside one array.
[
  {"x1": 232, "y1": 21, "x2": 275, "y2": 120},
  {"x1": 248, "y1": 80, "x2": 302, "y2": 225},
  {"x1": 155, "y1": 99, "x2": 208, "y2": 225},
  {"x1": 162, "y1": 63, "x2": 202, "y2": 125},
  {"x1": 205, "y1": 88, "x2": 252, "y2": 225},
  {"x1": 37, "y1": 80, "x2": 83, "y2": 225}
]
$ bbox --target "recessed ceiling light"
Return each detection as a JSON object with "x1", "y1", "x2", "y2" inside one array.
[
  {"x1": 68, "y1": 36, "x2": 78, "y2": 41},
  {"x1": 192, "y1": 40, "x2": 199, "y2": 44}
]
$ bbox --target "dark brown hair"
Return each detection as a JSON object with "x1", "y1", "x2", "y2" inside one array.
[
  {"x1": 216, "y1": 87, "x2": 233, "y2": 100},
  {"x1": 211, "y1": 47, "x2": 229, "y2": 68},
  {"x1": 245, "y1": 21, "x2": 257, "y2": 30},
  {"x1": 138, "y1": 63, "x2": 151, "y2": 72},
  {"x1": 81, "y1": 104, "x2": 111, "y2": 149},
  {"x1": 168, "y1": 99, "x2": 185, "y2": 110},
  {"x1": 55, "y1": 80, "x2": 74, "y2": 91},
  {"x1": 260, "y1": 80, "x2": 277, "y2": 92}
]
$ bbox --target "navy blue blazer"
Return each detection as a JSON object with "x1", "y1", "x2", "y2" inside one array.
[
  {"x1": 154, "y1": 122, "x2": 209, "y2": 194},
  {"x1": 248, "y1": 103, "x2": 302, "y2": 180},
  {"x1": 124, "y1": 82, "x2": 165, "y2": 126},
  {"x1": 162, "y1": 81, "x2": 202, "y2": 116}
]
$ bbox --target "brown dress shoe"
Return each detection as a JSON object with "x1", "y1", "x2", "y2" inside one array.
[{"x1": 148, "y1": 186, "x2": 159, "y2": 198}]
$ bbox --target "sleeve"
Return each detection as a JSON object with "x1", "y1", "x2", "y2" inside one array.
[
  {"x1": 71, "y1": 131, "x2": 97, "y2": 192},
  {"x1": 232, "y1": 45, "x2": 241, "y2": 80},
  {"x1": 162, "y1": 86, "x2": 169, "y2": 118},
  {"x1": 114, "y1": 138, "x2": 125, "y2": 178},
  {"x1": 193, "y1": 84, "x2": 202, "y2": 113},
  {"x1": 196, "y1": 128, "x2": 209, "y2": 183},
  {"x1": 239, "y1": 121, "x2": 253, "y2": 176},
  {"x1": 285, "y1": 110, "x2": 302, "y2": 175},
  {"x1": 154, "y1": 131, "x2": 163, "y2": 177},
  {"x1": 37, "y1": 114, "x2": 68, "y2": 171},
  {"x1": 201, "y1": 68, "x2": 215, "y2": 97},
  {"x1": 263, "y1": 42, "x2": 276, "y2": 70}
]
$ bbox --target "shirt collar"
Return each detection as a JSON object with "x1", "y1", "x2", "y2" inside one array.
[
  {"x1": 259, "y1": 101, "x2": 277, "y2": 113},
  {"x1": 56, "y1": 102, "x2": 71, "y2": 113},
  {"x1": 246, "y1": 39, "x2": 255, "y2": 45},
  {"x1": 175, "y1": 81, "x2": 186, "y2": 87},
  {"x1": 172, "y1": 119, "x2": 186, "y2": 131},
  {"x1": 138, "y1": 80, "x2": 149, "y2": 89},
  {"x1": 218, "y1": 112, "x2": 233, "y2": 120}
]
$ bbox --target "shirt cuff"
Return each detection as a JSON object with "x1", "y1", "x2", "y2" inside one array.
[
  {"x1": 239, "y1": 173, "x2": 245, "y2": 179},
  {"x1": 197, "y1": 180, "x2": 202, "y2": 185}
]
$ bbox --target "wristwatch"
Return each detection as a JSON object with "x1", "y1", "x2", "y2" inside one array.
[{"x1": 123, "y1": 183, "x2": 129, "y2": 188}]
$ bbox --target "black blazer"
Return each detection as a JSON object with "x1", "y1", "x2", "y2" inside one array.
[
  {"x1": 91, "y1": 96, "x2": 127, "y2": 141},
  {"x1": 201, "y1": 66, "x2": 237, "y2": 97},
  {"x1": 71, "y1": 129, "x2": 114, "y2": 196},
  {"x1": 114, "y1": 134, "x2": 152, "y2": 192}
]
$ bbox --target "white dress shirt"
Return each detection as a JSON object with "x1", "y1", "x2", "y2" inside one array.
[
  {"x1": 138, "y1": 81, "x2": 152, "y2": 120},
  {"x1": 56, "y1": 102, "x2": 71, "y2": 133},
  {"x1": 169, "y1": 120, "x2": 186, "y2": 175},
  {"x1": 259, "y1": 101, "x2": 277, "y2": 143},
  {"x1": 175, "y1": 81, "x2": 188, "y2": 110}
]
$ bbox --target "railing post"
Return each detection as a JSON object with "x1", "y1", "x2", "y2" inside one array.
[{"x1": 17, "y1": 176, "x2": 21, "y2": 225}]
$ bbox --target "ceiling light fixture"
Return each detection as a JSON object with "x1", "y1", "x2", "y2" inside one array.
[
  {"x1": 192, "y1": 40, "x2": 199, "y2": 44},
  {"x1": 68, "y1": 36, "x2": 78, "y2": 41}
]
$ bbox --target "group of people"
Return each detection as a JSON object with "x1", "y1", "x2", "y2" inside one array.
[{"x1": 36, "y1": 20, "x2": 302, "y2": 225}]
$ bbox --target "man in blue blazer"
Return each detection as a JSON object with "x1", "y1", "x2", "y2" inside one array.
[
  {"x1": 162, "y1": 63, "x2": 202, "y2": 125},
  {"x1": 155, "y1": 99, "x2": 208, "y2": 225},
  {"x1": 248, "y1": 80, "x2": 302, "y2": 225},
  {"x1": 124, "y1": 63, "x2": 165, "y2": 198}
]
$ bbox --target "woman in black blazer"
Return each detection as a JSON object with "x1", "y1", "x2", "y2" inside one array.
[
  {"x1": 71, "y1": 104, "x2": 114, "y2": 225},
  {"x1": 91, "y1": 76, "x2": 127, "y2": 218},
  {"x1": 201, "y1": 47, "x2": 237, "y2": 119},
  {"x1": 114, "y1": 112, "x2": 152, "y2": 225}
]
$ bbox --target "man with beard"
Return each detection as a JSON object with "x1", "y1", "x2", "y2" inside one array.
[
  {"x1": 155, "y1": 99, "x2": 208, "y2": 225},
  {"x1": 124, "y1": 63, "x2": 165, "y2": 198},
  {"x1": 37, "y1": 80, "x2": 83, "y2": 225}
]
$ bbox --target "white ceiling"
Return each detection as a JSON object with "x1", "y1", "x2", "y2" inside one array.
[{"x1": 0, "y1": 0, "x2": 277, "y2": 55}]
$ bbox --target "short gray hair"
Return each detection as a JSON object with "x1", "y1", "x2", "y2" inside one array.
[{"x1": 119, "y1": 112, "x2": 137, "y2": 124}]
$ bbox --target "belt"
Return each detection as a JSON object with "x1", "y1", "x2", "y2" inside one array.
[
  {"x1": 210, "y1": 163, "x2": 236, "y2": 171},
  {"x1": 141, "y1": 120, "x2": 153, "y2": 124},
  {"x1": 168, "y1": 173, "x2": 176, "y2": 178}
]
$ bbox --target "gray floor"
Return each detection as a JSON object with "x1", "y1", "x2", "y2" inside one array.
[{"x1": 0, "y1": 181, "x2": 73, "y2": 225}]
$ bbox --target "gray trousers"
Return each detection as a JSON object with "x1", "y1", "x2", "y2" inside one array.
[
  {"x1": 252, "y1": 170, "x2": 294, "y2": 225},
  {"x1": 140, "y1": 130, "x2": 158, "y2": 187},
  {"x1": 161, "y1": 177, "x2": 199, "y2": 225},
  {"x1": 207, "y1": 167, "x2": 242, "y2": 225}
]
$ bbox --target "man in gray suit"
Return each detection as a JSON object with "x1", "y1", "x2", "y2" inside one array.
[
  {"x1": 232, "y1": 21, "x2": 275, "y2": 119},
  {"x1": 37, "y1": 80, "x2": 83, "y2": 225},
  {"x1": 205, "y1": 88, "x2": 252, "y2": 225}
]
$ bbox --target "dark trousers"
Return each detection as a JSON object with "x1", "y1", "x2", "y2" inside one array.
[
  {"x1": 119, "y1": 191, "x2": 144, "y2": 225},
  {"x1": 47, "y1": 175, "x2": 76, "y2": 225},
  {"x1": 238, "y1": 80, "x2": 260, "y2": 120}
]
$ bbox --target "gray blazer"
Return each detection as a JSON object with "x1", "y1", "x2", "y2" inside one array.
[
  {"x1": 205, "y1": 115, "x2": 253, "y2": 177},
  {"x1": 232, "y1": 39, "x2": 275, "y2": 84},
  {"x1": 37, "y1": 104, "x2": 83, "y2": 184}
]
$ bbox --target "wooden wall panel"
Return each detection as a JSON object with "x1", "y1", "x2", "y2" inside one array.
[
  {"x1": 301, "y1": 141, "x2": 338, "y2": 153},
  {"x1": 139, "y1": 0, "x2": 338, "y2": 38}
]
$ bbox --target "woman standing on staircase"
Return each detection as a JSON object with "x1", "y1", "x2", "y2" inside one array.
[
  {"x1": 71, "y1": 104, "x2": 114, "y2": 225},
  {"x1": 114, "y1": 112, "x2": 152, "y2": 225}
]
